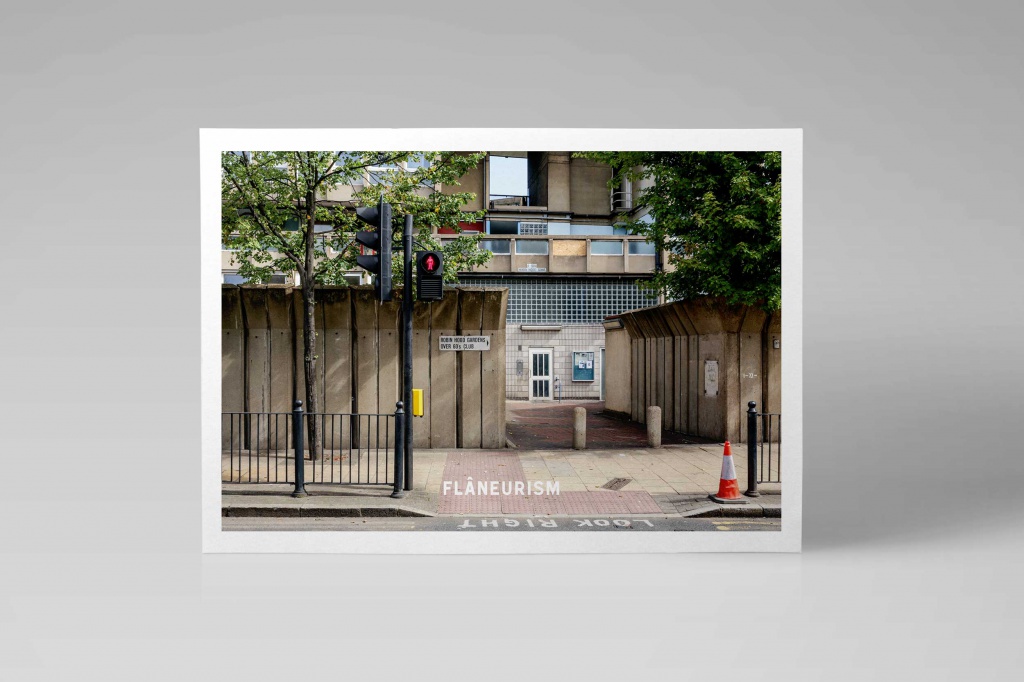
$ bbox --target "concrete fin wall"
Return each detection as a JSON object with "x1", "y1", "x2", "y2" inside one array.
[
  {"x1": 411, "y1": 299, "x2": 432, "y2": 449},
  {"x1": 612, "y1": 298, "x2": 782, "y2": 443},
  {"x1": 428, "y1": 291, "x2": 458, "y2": 448},
  {"x1": 480, "y1": 289, "x2": 508, "y2": 448},
  {"x1": 456, "y1": 289, "x2": 484, "y2": 448},
  {"x1": 221, "y1": 285, "x2": 507, "y2": 450}
]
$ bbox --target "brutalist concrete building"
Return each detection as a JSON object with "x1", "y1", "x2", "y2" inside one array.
[
  {"x1": 445, "y1": 152, "x2": 660, "y2": 402},
  {"x1": 222, "y1": 151, "x2": 662, "y2": 403}
]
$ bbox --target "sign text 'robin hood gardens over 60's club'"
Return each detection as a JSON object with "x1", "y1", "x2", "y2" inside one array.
[{"x1": 439, "y1": 335, "x2": 491, "y2": 351}]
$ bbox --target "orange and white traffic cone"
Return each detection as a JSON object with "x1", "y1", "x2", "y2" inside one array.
[{"x1": 710, "y1": 441, "x2": 747, "y2": 504}]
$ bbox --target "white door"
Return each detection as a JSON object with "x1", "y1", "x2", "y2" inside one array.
[{"x1": 529, "y1": 348, "x2": 553, "y2": 400}]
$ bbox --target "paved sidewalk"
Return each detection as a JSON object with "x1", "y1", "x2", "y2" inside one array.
[{"x1": 222, "y1": 444, "x2": 781, "y2": 519}]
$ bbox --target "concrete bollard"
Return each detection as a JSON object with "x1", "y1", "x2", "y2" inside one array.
[
  {"x1": 573, "y1": 407, "x2": 586, "y2": 450},
  {"x1": 647, "y1": 406, "x2": 662, "y2": 448}
]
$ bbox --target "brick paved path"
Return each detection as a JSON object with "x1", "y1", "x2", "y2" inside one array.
[
  {"x1": 506, "y1": 400, "x2": 715, "y2": 450},
  {"x1": 437, "y1": 451, "x2": 662, "y2": 515}
]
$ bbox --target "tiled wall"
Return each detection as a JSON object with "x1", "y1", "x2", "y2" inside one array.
[{"x1": 505, "y1": 324, "x2": 606, "y2": 400}]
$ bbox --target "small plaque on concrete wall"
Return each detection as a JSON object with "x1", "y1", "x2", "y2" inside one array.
[{"x1": 704, "y1": 360, "x2": 719, "y2": 397}]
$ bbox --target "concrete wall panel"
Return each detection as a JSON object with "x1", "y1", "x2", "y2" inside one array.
[
  {"x1": 545, "y1": 152, "x2": 571, "y2": 212},
  {"x1": 377, "y1": 297, "x2": 401, "y2": 416},
  {"x1": 221, "y1": 288, "x2": 244, "y2": 447},
  {"x1": 697, "y1": 333, "x2": 724, "y2": 440},
  {"x1": 688, "y1": 335, "x2": 700, "y2": 434},
  {"x1": 766, "y1": 312, "x2": 782, "y2": 415},
  {"x1": 602, "y1": 298, "x2": 782, "y2": 444},
  {"x1": 569, "y1": 157, "x2": 613, "y2": 215},
  {"x1": 320, "y1": 288, "x2": 352, "y2": 451},
  {"x1": 603, "y1": 326, "x2": 631, "y2": 415},
  {"x1": 457, "y1": 289, "x2": 484, "y2": 448},
  {"x1": 242, "y1": 288, "x2": 270, "y2": 448},
  {"x1": 429, "y1": 291, "x2": 459, "y2": 448},
  {"x1": 739, "y1": 331, "x2": 762, "y2": 443},
  {"x1": 411, "y1": 299, "x2": 432, "y2": 448},
  {"x1": 265, "y1": 289, "x2": 293, "y2": 418},
  {"x1": 352, "y1": 289, "x2": 379, "y2": 449},
  {"x1": 222, "y1": 286, "x2": 507, "y2": 455},
  {"x1": 445, "y1": 154, "x2": 486, "y2": 212},
  {"x1": 481, "y1": 289, "x2": 508, "y2": 448},
  {"x1": 661, "y1": 337, "x2": 673, "y2": 431}
]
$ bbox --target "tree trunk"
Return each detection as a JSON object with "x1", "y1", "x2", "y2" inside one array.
[
  {"x1": 302, "y1": 284, "x2": 322, "y2": 460},
  {"x1": 302, "y1": 183, "x2": 322, "y2": 460}
]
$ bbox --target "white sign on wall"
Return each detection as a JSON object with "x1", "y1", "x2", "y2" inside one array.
[
  {"x1": 704, "y1": 360, "x2": 719, "y2": 397},
  {"x1": 439, "y1": 335, "x2": 491, "y2": 351}
]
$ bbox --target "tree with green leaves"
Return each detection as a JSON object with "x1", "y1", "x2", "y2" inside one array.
[
  {"x1": 578, "y1": 151, "x2": 782, "y2": 312},
  {"x1": 221, "y1": 151, "x2": 489, "y2": 458}
]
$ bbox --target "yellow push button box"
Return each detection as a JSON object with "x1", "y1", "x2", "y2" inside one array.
[{"x1": 412, "y1": 388, "x2": 424, "y2": 417}]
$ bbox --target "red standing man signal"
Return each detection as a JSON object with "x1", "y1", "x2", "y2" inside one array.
[{"x1": 416, "y1": 250, "x2": 444, "y2": 301}]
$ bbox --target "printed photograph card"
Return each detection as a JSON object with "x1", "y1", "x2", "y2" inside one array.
[{"x1": 200, "y1": 129, "x2": 802, "y2": 552}]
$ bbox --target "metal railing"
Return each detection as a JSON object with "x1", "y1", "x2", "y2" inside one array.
[
  {"x1": 222, "y1": 401, "x2": 405, "y2": 495},
  {"x1": 610, "y1": 189, "x2": 633, "y2": 212},
  {"x1": 745, "y1": 401, "x2": 781, "y2": 497},
  {"x1": 489, "y1": 194, "x2": 530, "y2": 208}
]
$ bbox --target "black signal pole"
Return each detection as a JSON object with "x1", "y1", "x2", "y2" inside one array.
[{"x1": 403, "y1": 213, "x2": 414, "y2": 491}]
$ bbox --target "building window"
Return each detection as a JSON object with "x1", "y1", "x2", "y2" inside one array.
[
  {"x1": 570, "y1": 224, "x2": 615, "y2": 236},
  {"x1": 405, "y1": 156, "x2": 430, "y2": 170},
  {"x1": 365, "y1": 161, "x2": 400, "y2": 185},
  {"x1": 628, "y1": 241, "x2": 657, "y2": 255},
  {"x1": 481, "y1": 240, "x2": 511, "y2": 254},
  {"x1": 515, "y1": 240, "x2": 549, "y2": 255},
  {"x1": 590, "y1": 240, "x2": 623, "y2": 256},
  {"x1": 489, "y1": 154, "x2": 529, "y2": 207},
  {"x1": 518, "y1": 222, "x2": 548, "y2": 235},
  {"x1": 488, "y1": 220, "x2": 519, "y2": 235}
]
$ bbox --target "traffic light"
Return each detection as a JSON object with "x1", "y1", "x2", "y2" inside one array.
[
  {"x1": 354, "y1": 197, "x2": 392, "y2": 302},
  {"x1": 416, "y1": 251, "x2": 444, "y2": 301}
]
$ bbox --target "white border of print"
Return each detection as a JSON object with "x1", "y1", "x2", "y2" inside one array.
[{"x1": 201, "y1": 129, "x2": 802, "y2": 553}]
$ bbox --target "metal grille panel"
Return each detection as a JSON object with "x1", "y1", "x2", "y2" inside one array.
[{"x1": 462, "y1": 277, "x2": 657, "y2": 324}]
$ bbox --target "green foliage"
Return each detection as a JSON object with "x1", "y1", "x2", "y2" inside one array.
[
  {"x1": 577, "y1": 151, "x2": 782, "y2": 312},
  {"x1": 221, "y1": 151, "x2": 491, "y2": 287}
]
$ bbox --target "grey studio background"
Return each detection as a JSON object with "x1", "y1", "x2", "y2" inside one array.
[{"x1": 2, "y1": 1, "x2": 1021, "y2": 680}]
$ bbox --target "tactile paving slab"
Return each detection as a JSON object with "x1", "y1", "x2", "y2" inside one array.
[{"x1": 437, "y1": 451, "x2": 663, "y2": 515}]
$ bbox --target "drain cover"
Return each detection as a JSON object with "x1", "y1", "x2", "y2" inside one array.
[{"x1": 601, "y1": 477, "x2": 632, "y2": 491}]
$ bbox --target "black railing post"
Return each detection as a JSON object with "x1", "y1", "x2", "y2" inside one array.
[
  {"x1": 292, "y1": 400, "x2": 308, "y2": 498},
  {"x1": 403, "y1": 213, "x2": 414, "y2": 491},
  {"x1": 745, "y1": 401, "x2": 760, "y2": 497},
  {"x1": 392, "y1": 402, "x2": 406, "y2": 498}
]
